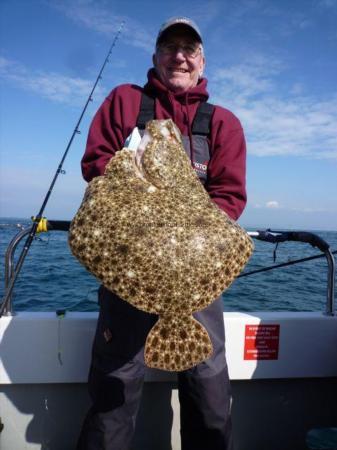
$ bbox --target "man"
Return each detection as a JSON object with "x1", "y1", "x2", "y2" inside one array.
[{"x1": 77, "y1": 17, "x2": 247, "y2": 450}]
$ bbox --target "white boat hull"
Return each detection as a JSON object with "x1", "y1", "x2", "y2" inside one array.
[{"x1": 1, "y1": 311, "x2": 337, "y2": 449}]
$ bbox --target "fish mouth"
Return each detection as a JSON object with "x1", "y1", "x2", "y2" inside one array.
[
  {"x1": 135, "y1": 132, "x2": 151, "y2": 180},
  {"x1": 134, "y1": 121, "x2": 181, "y2": 187}
]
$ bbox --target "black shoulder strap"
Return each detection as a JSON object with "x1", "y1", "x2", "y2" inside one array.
[
  {"x1": 136, "y1": 92, "x2": 214, "y2": 135},
  {"x1": 136, "y1": 93, "x2": 155, "y2": 130},
  {"x1": 192, "y1": 101, "x2": 215, "y2": 136}
]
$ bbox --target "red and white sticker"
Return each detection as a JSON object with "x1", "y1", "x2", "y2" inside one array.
[{"x1": 244, "y1": 324, "x2": 280, "y2": 360}]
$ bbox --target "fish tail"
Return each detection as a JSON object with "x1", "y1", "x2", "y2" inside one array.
[{"x1": 144, "y1": 314, "x2": 213, "y2": 371}]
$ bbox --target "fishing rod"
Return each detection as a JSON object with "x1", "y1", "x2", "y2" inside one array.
[
  {"x1": 239, "y1": 249, "x2": 337, "y2": 278},
  {"x1": 240, "y1": 229, "x2": 336, "y2": 279},
  {"x1": 0, "y1": 22, "x2": 125, "y2": 317}
]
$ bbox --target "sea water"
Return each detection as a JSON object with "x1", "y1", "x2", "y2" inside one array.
[{"x1": 0, "y1": 218, "x2": 336, "y2": 314}]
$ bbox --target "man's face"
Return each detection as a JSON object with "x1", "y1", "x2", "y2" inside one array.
[{"x1": 153, "y1": 27, "x2": 205, "y2": 94}]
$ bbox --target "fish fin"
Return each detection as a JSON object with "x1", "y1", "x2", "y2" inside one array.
[{"x1": 144, "y1": 314, "x2": 213, "y2": 371}]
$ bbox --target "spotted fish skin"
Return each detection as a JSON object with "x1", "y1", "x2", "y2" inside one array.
[
  {"x1": 144, "y1": 314, "x2": 212, "y2": 371},
  {"x1": 69, "y1": 119, "x2": 253, "y2": 371}
]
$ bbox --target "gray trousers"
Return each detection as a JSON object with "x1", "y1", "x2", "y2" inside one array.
[{"x1": 77, "y1": 286, "x2": 233, "y2": 450}]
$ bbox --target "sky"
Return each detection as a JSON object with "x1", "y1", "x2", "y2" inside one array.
[{"x1": 0, "y1": 0, "x2": 337, "y2": 231}]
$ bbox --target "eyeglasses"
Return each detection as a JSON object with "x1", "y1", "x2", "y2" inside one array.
[{"x1": 158, "y1": 43, "x2": 202, "y2": 58}]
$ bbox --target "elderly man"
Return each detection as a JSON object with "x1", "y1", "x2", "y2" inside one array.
[{"x1": 77, "y1": 17, "x2": 246, "y2": 450}]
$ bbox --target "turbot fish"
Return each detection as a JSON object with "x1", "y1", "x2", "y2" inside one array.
[{"x1": 69, "y1": 119, "x2": 253, "y2": 371}]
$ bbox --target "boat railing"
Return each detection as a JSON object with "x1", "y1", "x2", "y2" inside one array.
[
  {"x1": 1, "y1": 222, "x2": 335, "y2": 317},
  {"x1": 2, "y1": 220, "x2": 71, "y2": 316},
  {"x1": 248, "y1": 230, "x2": 335, "y2": 316}
]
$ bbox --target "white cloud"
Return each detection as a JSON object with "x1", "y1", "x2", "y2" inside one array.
[
  {"x1": 266, "y1": 201, "x2": 280, "y2": 209},
  {"x1": 0, "y1": 56, "x2": 105, "y2": 107},
  {"x1": 49, "y1": 0, "x2": 154, "y2": 53},
  {"x1": 209, "y1": 56, "x2": 337, "y2": 160},
  {"x1": 289, "y1": 83, "x2": 304, "y2": 95},
  {"x1": 316, "y1": 0, "x2": 337, "y2": 8},
  {"x1": 252, "y1": 201, "x2": 281, "y2": 209},
  {"x1": 189, "y1": 1, "x2": 222, "y2": 25}
]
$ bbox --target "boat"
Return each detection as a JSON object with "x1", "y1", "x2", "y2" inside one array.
[{"x1": 0, "y1": 223, "x2": 336, "y2": 449}]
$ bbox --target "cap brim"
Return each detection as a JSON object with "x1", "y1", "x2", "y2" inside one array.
[{"x1": 156, "y1": 22, "x2": 202, "y2": 45}]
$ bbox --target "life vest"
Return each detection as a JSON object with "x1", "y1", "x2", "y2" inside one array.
[{"x1": 136, "y1": 92, "x2": 214, "y2": 185}]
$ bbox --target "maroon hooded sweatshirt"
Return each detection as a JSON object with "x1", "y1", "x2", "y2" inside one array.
[{"x1": 81, "y1": 69, "x2": 247, "y2": 220}]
